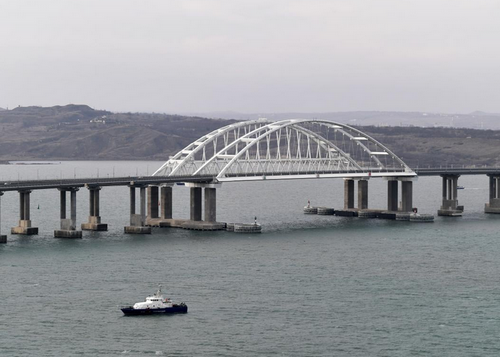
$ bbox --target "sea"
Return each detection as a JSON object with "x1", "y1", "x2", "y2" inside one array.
[{"x1": 1, "y1": 161, "x2": 500, "y2": 356}]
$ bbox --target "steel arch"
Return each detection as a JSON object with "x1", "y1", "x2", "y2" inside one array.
[{"x1": 153, "y1": 119, "x2": 415, "y2": 181}]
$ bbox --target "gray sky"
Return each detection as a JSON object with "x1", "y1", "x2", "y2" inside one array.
[{"x1": 1, "y1": 0, "x2": 499, "y2": 114}]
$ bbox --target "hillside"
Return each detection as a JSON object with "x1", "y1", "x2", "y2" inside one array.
[
  {"x1": 0, "y1": 105, "x2": 499, "y2": 167},
  {"x1": 0, "y1": 105, "x2": 235, "y2": 161},
  {"x1": 188, "y1": 110, "x2": 500, "y2": 130},
  {"x1": 361, "y1": 126, "x2": 500, "y2": 168}
]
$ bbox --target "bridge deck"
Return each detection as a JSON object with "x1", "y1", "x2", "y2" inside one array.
[
  {"x1": 413, "y1": 168, "x2": 500, "y2": 176},
  {"x1": 0, "y1": 175, "x2": 215, "y2": 192},
  {"x1": 1, "y1": 169, "x2": 499, "y2": 192}
]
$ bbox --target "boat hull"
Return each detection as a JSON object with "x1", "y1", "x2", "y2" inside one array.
[{"x1": 121, "y1": 305, "x2": 188, "y2": 315}]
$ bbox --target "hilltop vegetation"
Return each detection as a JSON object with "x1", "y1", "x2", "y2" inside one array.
[{"x1": 0, "y1": 105, "x2": 499, "y2": 167}]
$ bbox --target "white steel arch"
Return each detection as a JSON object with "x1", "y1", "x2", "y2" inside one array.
[{"x1": 153, "y1": 119, "x2": 415, "y2": 182}]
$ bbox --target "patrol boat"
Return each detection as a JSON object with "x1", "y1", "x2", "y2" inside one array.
[{"x1": 121, "y1": 285, "x2": 188, "y2": 316}]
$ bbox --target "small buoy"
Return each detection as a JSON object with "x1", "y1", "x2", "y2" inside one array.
[{"x1": 37, "y1": 204, "x2": 40, "y2": 209}]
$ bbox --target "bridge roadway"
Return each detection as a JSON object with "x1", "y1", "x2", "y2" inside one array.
[
  {"x1": 1, "y1": 168, "x2": 500, "y2": 191},
  {"x1": 413, "y1": 167, "x2": 500, "y2": 176},
  {"x1": 0, "y1": 175, "x2": 216, "y2": 192}
]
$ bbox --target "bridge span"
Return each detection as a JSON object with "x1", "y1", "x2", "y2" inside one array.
[{"x1": 1, "y1": 119, "x2": 500, "y2": 243}]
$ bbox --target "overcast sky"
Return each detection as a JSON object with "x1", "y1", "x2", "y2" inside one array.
[{"x1": 1, "y1": 0, "x2": 499, "y2": 114}]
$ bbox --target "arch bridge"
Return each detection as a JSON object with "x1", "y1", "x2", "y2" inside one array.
[
  {"x1": 148, "y1": 119, "x2": 417, "y2": 227},
  {"x1": 153, "y1": 119, "x2": 415, "y2": 181}
]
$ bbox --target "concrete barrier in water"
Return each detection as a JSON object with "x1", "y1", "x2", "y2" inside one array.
[
  {"x1": 303, "y1": 206, "x2": 318, "y2": 214},
  {"x1": 317, "y1": 207, "x2": 335, "y2": 215},
  {"x1": 233, "y1": 223, "x2": 262, "y2": 233},
  {"x1": 358, "y1": 210, "x2": 378, "y2": 218},
  {"x1": 410, "y1": 214, "x2": 434, "y2": 222},
  {"x1": 395, "y1": 213, "x2": 411, "y2": 221},
  {"x1": 334, "y1": 209, "x2": 358, "y2": 217}
]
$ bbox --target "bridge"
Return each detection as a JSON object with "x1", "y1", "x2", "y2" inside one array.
[{"x1": 1, "y1": 119, "x2": 500, "y2": 242}]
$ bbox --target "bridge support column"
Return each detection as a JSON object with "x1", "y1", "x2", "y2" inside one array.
[
  {"x1": 82, "y1": 186, "x2": 108, "y2": 231},
  {"x1": 387, "y1": 180, "x2": 398, "y2": 211},
  {"x1": 182, "y1": 182, "x2": 224, "y2": 230},
  {"x1": 11, "y1": 190, "x2": 38, "y2": 235},
  {"x1": 190, "y1": 187, "x2": 202, "y2": 221},
  {"x1": 438, "y1": 174, "x2": 463, "y2": 216},
  {"x1": 357, "y1": 179, "x2": 368, "y2": 210},
  {"x1": 0, "y1": 192, "x2": 6, "y2": 243},
  {"x1": 204, "y1": 187, "x2": 216, "y2": 222},
  {"x1": 401, "y1": 181, "x2": 413, "y2": 212},
  {"x1": 125, "y1": 185, "x2": 151, "y2": 234},
  {"x1": 344, "y1": 179, "x2": 355, "y2": 209},
  {"x1": 147, "y1": 186, "x2": 159, "y2": 219},
  {"x1": 161, "y1": 185, "x2": 173, "y2": 219},
  {"x1": 55, "y1": 188, "x2": 82, "y2": 238},
  {"x1": 485, "y1": 175, "x2": 500, "y2": 213}
]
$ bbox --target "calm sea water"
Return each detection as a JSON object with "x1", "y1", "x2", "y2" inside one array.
[{"x1": 1, "y1": 161, "x2": 500, "y2": 356}]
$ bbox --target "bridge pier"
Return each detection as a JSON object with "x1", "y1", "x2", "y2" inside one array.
[
  {"x1": 0, "y1": 192, "x2": 6, "y2": 243},
  {"x1": 385, "y1": 177, "x2": 416, "y2": 212},
  {"x1": 485, "y1": 175, "x2": 500, "y2": 213},
  {"x1": 438, "y1": 174, "x2": 463, "y2": 216},
  {"x1": 81, "y1": 186, "x2": 108, "y2": 231},
  {"x1": 11, "y1": 190, "x2": 38, "y2": 235},
  {"x1": 204, "y1": 187, "x2": 217, "y2": 222},
  {"x1": 401, "y1": 180, "x2": 413, "y2": 212},
  {"x1": 182, "y1": 183, "x2": 224, "y2": 230},
  {"x1": 160, "y1": 185, "x2": 173, "y2": 219},
  {"x1": 387, "y1": 179, "x2": 399, "y2": 211},
  {"x1": 344, "y1": 179, "x2": 355, "y2": 209},
  {"x1": 55, "y1": 188, "x2": 82, "y2": 238},
  {"x1": 190, "y1": 187, "x2": 203, "y2": 221},
  {"x1": 357, "y1": 179, "x2": 369, "y2": 210},
  {"x1": 146, "y1": 184, "x2": 174, "y2": 227},
  {"x1": 125, "y1": 185, "x2": 151, "y2": 234},
  {"x1": 147, "y1": 186, "x2": 159, "y2": 219}
]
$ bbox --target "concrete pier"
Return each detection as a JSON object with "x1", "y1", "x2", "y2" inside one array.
[
  {"x1": 438, "y1": 174, "x2": 464, "y2": 216},
  {"x1": 181, "y1": 182, "x2": 224, "y2": 230},
  {"x1": 401, "y1": 181, "x2": 413, "y2": 212},
  {"x1": 387, "y1": 180, "x2": 398, "y2": 212},
  {"x1": 204, "y1": 187, "x2": 216, "y2": 222},
  {"x1": 81, "y1": 186, "x2": 108, "y2": 231},
  {"x1": 125, "y1": 185, "x2": 151, "y2": 234},
  {"x1": 357, "y1": 179, "x2": 368, "y2": 210},
  {"x1": 160, "y1": 185, "x2": 173, "y2": 219},
  {"x1": 485, "y1": 175, "x2": 500, "y2": 213},
  {"x1": 55, "y1": 188, "x2": 82, "y2": 238},
  {"x1": 11, "y1": 190, "x2": 38, "y2": 235},
  {"x1": 385, "y1": 177, "x2": 416, "y2": 213},
  {"x1": 344, "y1": 179, "x2": 355, "y2": 209},
  {"x1": 190, "y1": 187, "x2": 202, "y2": 221},
  {"x1": 147, "y1": 186, "x2": 159, "y2": 219}
]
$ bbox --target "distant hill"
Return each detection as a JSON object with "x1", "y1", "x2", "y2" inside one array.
[
  {"x1": 0, "y1": 104, "x2": 235, "y2": 161},
  {"x1": 1, "y1": 104, "x2": 499, "y2": 167},
  {"x1": 185, "y1": 110, "x2": 500, "y2": 130}
]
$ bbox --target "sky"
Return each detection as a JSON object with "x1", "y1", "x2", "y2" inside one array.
[{"x1": 0, "y1": 0, "x2": 499, "y2": 114}]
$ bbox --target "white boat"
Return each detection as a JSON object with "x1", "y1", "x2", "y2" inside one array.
[{"x1": 121, "y1": 285, "x2": 187, "y2": 315}]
